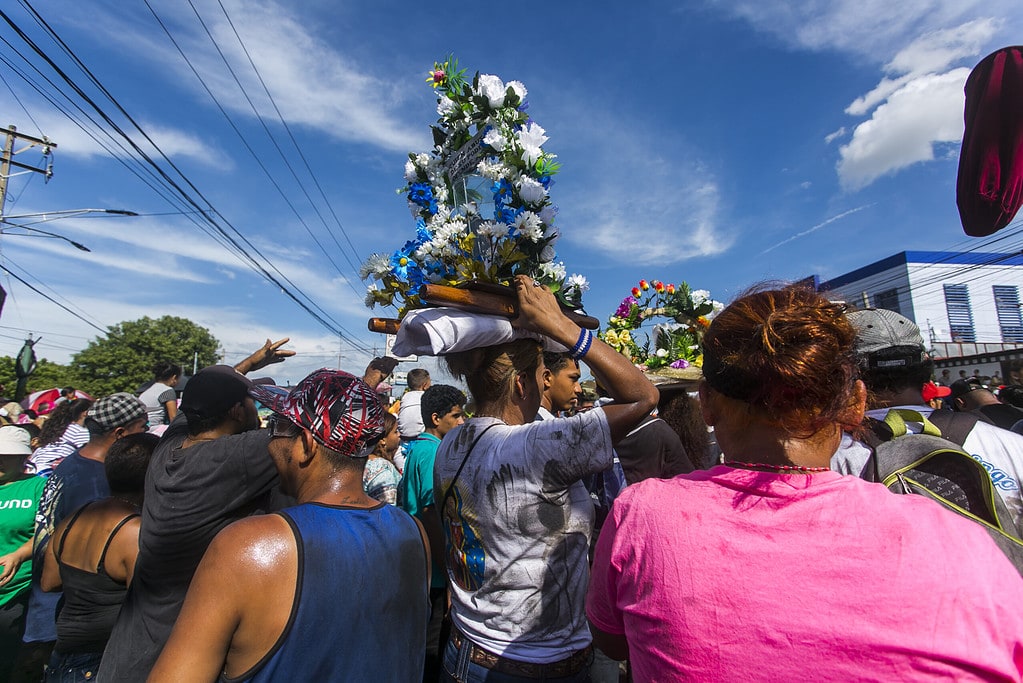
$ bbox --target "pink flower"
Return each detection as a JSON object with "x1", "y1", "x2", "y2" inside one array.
[{"x1": 615, "y1": 296, "x2": 637, "y2": 318}]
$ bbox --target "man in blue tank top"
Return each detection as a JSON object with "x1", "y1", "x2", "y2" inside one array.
[{"x1": 149, "y1": 369, "x2": 430, "y2": 682}]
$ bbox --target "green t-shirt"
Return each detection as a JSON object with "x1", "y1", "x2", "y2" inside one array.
[
  {"x1": 0, "y1": 475, "x2": 46, "y2": 607},
  {"x1": 399, "y1": 433, "x2": 445, "y2": 588}
]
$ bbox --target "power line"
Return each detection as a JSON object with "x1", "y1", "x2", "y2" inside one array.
[
  {"x1": 0, "y1": 262, "x2": 107, "y2": 333},
  {"x1": 2, "y1": 4, "x2": 374, "y2": 353}
]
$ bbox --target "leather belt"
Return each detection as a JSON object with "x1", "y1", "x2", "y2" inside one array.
[{"x1": 450, "y1": 630, "x2": 592, "y2": 678}]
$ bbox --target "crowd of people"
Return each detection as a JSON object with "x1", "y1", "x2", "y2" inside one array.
[{"x1": 0, "y1": 280, "x2": 1022, "y2": 681}]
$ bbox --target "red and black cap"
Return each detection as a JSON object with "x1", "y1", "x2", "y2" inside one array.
[{"x1": 250, "y1": 369, "x2": 385, "y2": 457}]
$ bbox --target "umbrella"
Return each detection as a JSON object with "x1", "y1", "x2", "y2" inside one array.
[
  {"x1": 21, "y1": 388, "x2": 93, "y2": 414},
  {"x1": 957, "y1": 46, "x2": 1023, "y2": 237}
]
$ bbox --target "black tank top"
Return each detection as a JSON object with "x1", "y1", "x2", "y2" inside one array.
[{"x1": 54, "y1": 502, "x2": 139, "y2": 654}]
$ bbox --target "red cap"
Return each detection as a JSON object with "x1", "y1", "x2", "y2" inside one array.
[{"x1": 921, "y1": 381, "x2": 952, "y2": 402}]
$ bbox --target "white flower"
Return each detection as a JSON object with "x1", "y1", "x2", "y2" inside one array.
[
  {"x1": 477, "y1": 221, "x2": 507, "y2": 239},
  {"x1": 483, "y1": 128, "x2": 507, "y2": 152},
  {"x1": 517, "y1": 122, "x2": 548, "y2": 167},
  {"x1": 538, "y1": 204, "x2": 558, "y2": 225},
  {"x1": 565, "y1": 273, "x2": 589, "y2": 294},
  {"x1": 437, "y1": 96, "x2": 458, "y2": 117},
  {"x1": 691, "y1": 289, "x2": 710, "y2": 306},
  {"x1": 477, "y1": 74, "x2": 507, "y2": 109},
  {"x1": 415, "y1": 153, "x2": 432, "y2": 168},
  {"x1": 517, "y1": 176, "x2": 547, "y2": 206},
  {"x1": 404, "y1": 159, "x2": 418, "y2": 183},
  {"x1": 538, "y1": 260, "x2": 566, "y2": 281},
  {"x1": 461, "y1": 202, "x2": 478, "y2": 216},
  {"x1": 512, "y1": 211, "x2": 543, "y2": 242},
  {"x1": 358, "y1": 253, "x2": 391, "y2": 280},
  {"x1": 507, "y1": 80, "x2": 527, "y2": 102},
  {"x1": 655, "y1": 348, "x2": 668, "y2": 358},
  {"x1": 364, "y1": 283, "x2": 380, "y2": 308},
  {"x1": 476, "y1": 159, "x2": 507, "y2": 180}
]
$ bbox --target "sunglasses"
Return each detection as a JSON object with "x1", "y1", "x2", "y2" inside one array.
[{"x1": 267, "y1": 414, "x2": 303, "y2": 438}]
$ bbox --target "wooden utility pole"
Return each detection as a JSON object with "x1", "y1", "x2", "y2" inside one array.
[{"x1": 0, "y1": 125, "x2": 57, "y2": 219}]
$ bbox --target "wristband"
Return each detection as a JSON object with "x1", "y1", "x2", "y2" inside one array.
[{"x1": 569, "y1": 328, "x2": 592, "y2": 360}]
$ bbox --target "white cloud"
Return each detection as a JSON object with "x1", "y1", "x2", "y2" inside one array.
[
  {"x1": 838, "y1": 68, "x2": 970, "y2": 190},
  {"x1": 833, "y1": 19, "x2": 1000, "y2": 189},
  {"x1": 710, "y1": 0, "x2": 1012, "y2": 62},
  {"x1": 0, "y1": 99, "x2": 232, "y2": 170},
  {"x1": 824, "y1": 128, "x2": 847, "y2": 144},
  {"x1": 76, "y1": 0, "x2": 426, "y2": 153},
  {"x1": 571, "y1": 158, "x2": 732, "y2": 266}
]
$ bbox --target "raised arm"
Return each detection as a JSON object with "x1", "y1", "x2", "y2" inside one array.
[
  {"x1": 514, "y1": 275, "x2": 658, "y2": 442},
  {"x1": 233, "y1": 338, "x2": 295, "y2": 375}
]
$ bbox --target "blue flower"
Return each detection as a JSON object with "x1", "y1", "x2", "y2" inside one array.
[
  {"x1": 539, "y1": 175, "x2": 552, "y2": 189},
  {"x1": 492, "y1": 179, "x2": 513, "y2": 206},
  {"x1": 409, "y1": 182, "x2": 435, "y2": 209},
  {"x1": 390, "y1": 250, "x2": 412, "y2": 279},
  {"x1": 495, "y1": 204, "x2": 520, "y2": 225},
  {"x1": 415, "y1": 218, "x2": 432, "y2": 243}
]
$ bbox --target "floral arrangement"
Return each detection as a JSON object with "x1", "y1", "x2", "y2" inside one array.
[
  {"x1": 361, "y1": 56, "x2": 588, "y2": 315},
  {"x1": 601, "y1": 279, "x2": 723, "y2": 372}
]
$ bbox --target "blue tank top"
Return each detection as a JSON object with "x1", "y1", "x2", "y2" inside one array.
[{"x1": 226, "y1": 502, "x2": 429, "y2": 683}]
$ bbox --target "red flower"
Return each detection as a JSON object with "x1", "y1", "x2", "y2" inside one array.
[
  {"x1": 666, "y1": 283, "x2": 676, "y2": 294},
  {"x1": 639, "y1": 279, "x2": 650, "y2": 291},
  {"x1": 653, "y1": 280, "x2": 665, "y2": 293},
  {"x1": 631, "y1": 287, "x2": 642, "y2": 298}
]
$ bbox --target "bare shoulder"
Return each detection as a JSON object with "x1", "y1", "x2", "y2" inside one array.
[{"x1": 205, "y1": 514, "x2": 296, "y2": 573}]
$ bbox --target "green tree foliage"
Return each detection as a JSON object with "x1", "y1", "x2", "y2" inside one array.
[
  {"x1": 69, "y1": 316, "x2": 221, "y2": 396},
  {"x1": 0, "y1": 356, "x2": 77, "y2": 400}
]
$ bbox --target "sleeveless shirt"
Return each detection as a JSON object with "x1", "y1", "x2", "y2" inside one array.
[
  {"x1": 226, "y1": 502, "x2": 429, "y2": 682},
  {"x1": 54, "y1": 503, "x2": 139, "y2": 654}
]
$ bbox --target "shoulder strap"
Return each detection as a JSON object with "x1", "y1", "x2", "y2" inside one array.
[
  {"x1": 440, "y1": 423, "x2": 500, "y2": 514},
  {"x1": 926, "y1": 410, "x2": 982, "y2": 447},
  {"x1": 55, "y1": 501, "x2": 95, "y2": 562},
  {"x1": 97, "y1": 513, "x2": 140, "y2": 571}
]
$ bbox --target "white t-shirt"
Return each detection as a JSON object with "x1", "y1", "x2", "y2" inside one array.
[
  {"x1": 397, "y1": 390, "x2": 425, "y2": 439},
  {"x1": 139, "y1": 382, "x2": 177, "y2": 426},
  {"x1": 435, "y1": 410, "x2": 612, "y2": 663},
  {"x1": 832, "y1": 405, "x2": 1023, "y2": 527}
]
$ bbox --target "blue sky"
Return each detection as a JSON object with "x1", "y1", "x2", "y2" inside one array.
[{"x1": 0, "y1": 0, "x2": 1021, "y2": 385}]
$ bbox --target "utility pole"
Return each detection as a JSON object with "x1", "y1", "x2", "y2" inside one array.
[{"x1": 0, "y1": 125, "x2": 57, "y2": 219}]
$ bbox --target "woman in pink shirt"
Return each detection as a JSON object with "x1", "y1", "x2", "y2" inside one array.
[{"x1": 586, "y1": 285, "x2": 1023, "y2": 681}]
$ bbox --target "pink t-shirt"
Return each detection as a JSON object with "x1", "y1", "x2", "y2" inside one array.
[{"x1": 586, "y1": 466, "x2": 1023, "y2": 682}]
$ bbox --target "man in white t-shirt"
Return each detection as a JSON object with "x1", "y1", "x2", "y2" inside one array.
[
  {"x1": 833, "y1": 308, "x2": 1023, "y2": 528},
  {"x1": 397, "y1": 369, "x2": 431, "y2": 440}
]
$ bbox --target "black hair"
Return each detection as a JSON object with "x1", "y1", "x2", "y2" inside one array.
[
  {"x1": 318, "y1": 443, "x2": 370, "y2": 474},
  {"x1": 407, "y1": 368, "x2": 431, "y2": 391},
  {"x1": 658, "y1": 390, "x2": 710, "y2": 471},
  {"x1": 38, "y1": 399, "x2": 93, "y2": 447},
  {"x1": 185, "y1": 412, "x2": 229, "y2": 437},
  {"x1": 542, "y1": 351, "x2": 575, "y2": 375},
  {"x1": 420, "y1": 384, "x2": 467, "y2": 429},
  {"x1": 998, "y1": 384, "x2": 1023, "y2": 410},
  {"x1": 60, "y1": 386, "x2": 76, "y2": 396},
  {"x1": 153, "y1": 362, "x2": 182, "y2": 382},
  {"x1": 21, "y1": 409, "x2": 38, "y2": 421},
  {"x1": 858, "y1": 346, "x2": 934, "y2": 396},
  {"x1": 105, "y1": 432, "x2": 159, "y2": 495}
]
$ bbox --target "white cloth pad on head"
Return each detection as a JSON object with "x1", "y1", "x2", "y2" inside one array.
[{"x1": 391, "y1": 307, "x2": 570, "y2": 357}]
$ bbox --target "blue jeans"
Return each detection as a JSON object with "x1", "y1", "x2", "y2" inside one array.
[
  {"x1": 45, "y1": 651, "x2": 102, "y2": 683},
  {"x1": 440, "y1": 638, "x2": 592, "y2": 683}
]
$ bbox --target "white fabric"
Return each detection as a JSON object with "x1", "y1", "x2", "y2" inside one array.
[
  {"x1": 397, "y1": 390, "x2": 425, "y2": 439},
  {"x1": 392, "y1": 308, "x2": 569, "y2": 357},
  {"x1": 436, "y1": 410, "x2": 612, "y2": 662},
  {"x1": 832, "y1": 405, "x2": 1023, "y2": 526}
]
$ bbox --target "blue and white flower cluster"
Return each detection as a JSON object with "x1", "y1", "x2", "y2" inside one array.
[{"x1": 361, "y1": 56, "x2": 587, "y2": 315}]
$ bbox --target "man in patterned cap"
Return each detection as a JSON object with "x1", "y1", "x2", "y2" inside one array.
[{"x1": 150, "y1": 370, "x2": 429, "y2": 682}]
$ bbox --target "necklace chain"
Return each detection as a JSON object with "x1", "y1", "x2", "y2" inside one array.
[{"x1": 724, "y1": 460, "x2": 831, "y2": 473}]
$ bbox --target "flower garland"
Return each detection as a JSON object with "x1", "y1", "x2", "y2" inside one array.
[
  {"x1": 361, "y1": 55, "x2": 588, "y2": 315},
  {"x1": 601, "y1": 279, "x2": 723, "y2": 371}
]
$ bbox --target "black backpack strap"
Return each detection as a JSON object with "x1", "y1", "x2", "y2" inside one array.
[
  {"x1": 926, "y1": 410, "x2": 982, "y2": 447},
  {"x1": 440, "y1": 422, "x2": 500, "y2": 514}
]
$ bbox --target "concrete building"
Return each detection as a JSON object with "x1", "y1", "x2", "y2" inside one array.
[{"x1": 817, "y1": 251, "x2": 1023, "y2": 381}]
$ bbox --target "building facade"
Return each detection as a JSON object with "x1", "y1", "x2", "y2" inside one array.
[{"x1": 817, "y1": 251, "x2": 1023, "y2": 379}]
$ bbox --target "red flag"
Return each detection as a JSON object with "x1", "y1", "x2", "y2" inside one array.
[{"x1": 957, "y1": 46, "x2": 1023, "y2": 237}]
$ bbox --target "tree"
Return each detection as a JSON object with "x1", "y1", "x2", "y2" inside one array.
[
  {"x1": 0, "y1": 356, "x2": 77, "y2": 400},
  {"x1": 69, "y1": 316, "x2": 221, "y2": 396}
]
